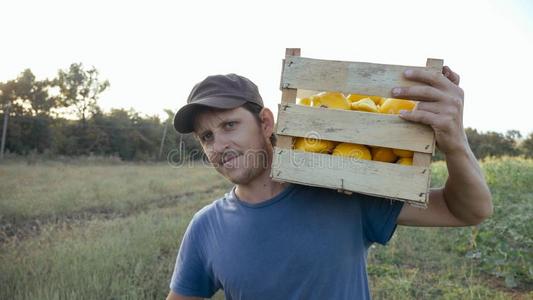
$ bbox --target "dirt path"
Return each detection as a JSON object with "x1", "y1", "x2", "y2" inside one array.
[{"x1": 0, "y1": 182, "x2": 230, "y2": 244}]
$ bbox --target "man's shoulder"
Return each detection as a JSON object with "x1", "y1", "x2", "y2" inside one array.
[
  {"x1": 193, "y1": 195, "x2": 223, "y2": 218},
  {"x1": 190, "y1": 189, "x2": 233, "y2": 225}
]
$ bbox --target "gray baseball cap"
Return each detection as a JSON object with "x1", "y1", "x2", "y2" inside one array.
[{"x1": 173, "y1": 73, "x2": 264, "y2": 133}]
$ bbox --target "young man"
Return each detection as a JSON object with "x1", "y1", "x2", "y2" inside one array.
[{"x1": 166, "y1": 71, "x2": 493, "y2": 300}]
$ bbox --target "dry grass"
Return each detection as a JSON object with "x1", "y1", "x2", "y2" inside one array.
[{"x1": 0, "y1": 158, "x2": 531, "y2": 299}]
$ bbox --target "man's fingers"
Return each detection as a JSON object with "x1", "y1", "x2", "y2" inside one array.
[
  {"x1": 399, "y1": 109, "x2": 439, "y2": 127},
  {"x1": 392, "y1": 85, "x2": 448, "y2": 102},
  {"x1": 403, "y1": 68, "x2": 451, "y2": 89},
  {"x1": 443, "y1": 66, "x2": 460, "y2": 86},
  {"x1": 415, "y1": 101, "x2": 442, "y2": 114}
]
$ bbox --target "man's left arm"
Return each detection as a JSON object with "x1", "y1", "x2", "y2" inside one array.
[{"x1": 392, "y1": 66, "x2": 493, "y2": 227}]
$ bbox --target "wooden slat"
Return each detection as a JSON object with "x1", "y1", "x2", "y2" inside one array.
[
  {"x1": 296, "y1": 89, "x2": 322, "y2": 99},
  {"x1": 271, "y1": 147, "x2": 429, "y2": 203},
  {"x1": 282, "y1": 56, "x2": 435, "y2": 97},
  {"x1": 413, "y1": 153, "x2": 432, "y2": 166},
  {"x1": 425, "y1": 58, "x2": 444, "y2": 72},
  {"x1": 276, "y1": 103, "x2": 434, "y2": 153},
  {"x1": 411, "y1": 150, "x2": 431, "y2": 207},
  {"x1": 276, "y1": 48, "x2": 300, "y2": 150}
]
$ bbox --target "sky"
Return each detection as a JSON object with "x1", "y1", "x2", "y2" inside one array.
[{"x1": 1, "y1": 0, "x2": 532, "y2": 135}]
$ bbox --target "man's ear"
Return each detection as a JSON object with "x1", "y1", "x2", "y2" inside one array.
[{"x1": 259, "y1": 107, "x2": 275, "y2": 138}]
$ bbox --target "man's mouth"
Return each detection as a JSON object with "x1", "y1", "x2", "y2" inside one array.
[{"x1": 222, "y1": 153, "x2": 240, "y2": 166}]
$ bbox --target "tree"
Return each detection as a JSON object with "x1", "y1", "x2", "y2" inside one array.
[
  {"x1": 15, "y1": 69, "x2": 58, "y2": 117},
  {"x1": 465, "y1": 128, "x2": 519, "y2": 159},
  {"x1": 0, "y1": 80, "x2": 24, "y2": 117},
  {"x1": 520, "y1": 133, "x2": 533, "y2": 158},
  {"x1": 56, "y1": 63, "x2": 109, "y2": 127},
  {"x1": 505, "y1": 129, "x2": 522, "y2": 141},
  {"x1": 0, "y1": 70, "x2": 62, "y2": 154}
]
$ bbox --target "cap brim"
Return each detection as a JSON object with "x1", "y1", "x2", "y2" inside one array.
[{"x1": 173, "y1": 97, "x2": 247, "y2": 133}]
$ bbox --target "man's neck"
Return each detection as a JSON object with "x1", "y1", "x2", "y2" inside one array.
[{"x1": 234, "y1": 169, "x2": 288, "y2": 204}]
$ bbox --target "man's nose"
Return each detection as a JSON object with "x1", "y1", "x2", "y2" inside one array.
[{"x1": 212, "y1": 132, "x2": 231, "y2": 154}]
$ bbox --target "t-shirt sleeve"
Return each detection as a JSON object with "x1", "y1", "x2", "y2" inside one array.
[
  {"x1": 169, "y1": 216, "x2": 219, "y2": 298},
  {"x1": 358, "y1": 194, "x2": 404, "y2": 245}
]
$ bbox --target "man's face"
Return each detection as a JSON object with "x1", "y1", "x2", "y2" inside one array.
[{"x1": 194, "y1": 106, "x2": 271, "y2": 184}]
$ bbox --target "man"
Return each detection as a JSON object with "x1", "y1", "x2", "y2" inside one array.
[{"x1": 166, "y1": 70, "x2": 493, "y2": 300}]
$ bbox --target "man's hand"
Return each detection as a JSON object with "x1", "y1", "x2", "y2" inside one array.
[
  {"x1": 394, "y1": 66, "x2": 493, "y2": 227},
  {"x1": 392, "y1": 66, "x2": 467, "y2": 156}
]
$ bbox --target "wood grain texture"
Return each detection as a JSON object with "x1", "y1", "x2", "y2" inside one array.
[
  {"x1": 281, "y1": 56, "x2": 437, "y2": 98},
  {"x1": 271, "y1": 147, "x2": 430, "y2": 203},
  {"x1": 276, "y1": 48, "x2": 300, "y2": 150},
  {"x1": 425, "y1": 58, "x2": 444, "y2": 72},
  {"x1": 296, "y1": 89, "x2": 322, "y2": 99},
  {"x1": 276, "y1": 103, "x2": 435, "y2": 153}
]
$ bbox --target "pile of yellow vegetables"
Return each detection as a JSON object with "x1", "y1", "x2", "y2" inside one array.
[{"x1": 293, "y1": 92, "x2": 416, "y2": 166}]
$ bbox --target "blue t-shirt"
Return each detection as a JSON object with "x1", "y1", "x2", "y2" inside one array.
[{"x1": 170, "y1": 183, "x2": 404, "y2": 299}]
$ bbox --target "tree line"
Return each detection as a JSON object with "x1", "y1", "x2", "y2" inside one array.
[
  {"x1": 0, "y1": 64, "x2": 532, "y2": 161},
  {"x1": 0, "y1": 64, "x2": 199, "y2": 161}
]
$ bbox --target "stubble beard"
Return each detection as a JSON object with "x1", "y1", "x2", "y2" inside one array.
[{"x1": 217, "y1": 137, "x2": 271, "y2": 185}]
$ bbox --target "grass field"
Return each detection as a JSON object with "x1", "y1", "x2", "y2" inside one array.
[{"x1": 0, "y1": 157, "x2": 532, "y2": 299}]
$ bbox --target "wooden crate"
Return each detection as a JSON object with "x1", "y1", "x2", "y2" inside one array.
[{"x1": 270, "y1": 48, "x2": 443, "y2": 207}]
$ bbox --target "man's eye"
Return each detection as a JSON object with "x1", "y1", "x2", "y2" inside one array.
[
  {"x1": 201, "y1": 133, "x2": 213, "y2": 142},
  {"x1": 225, "y1": 121, "x2": 236, "y2": 128}
]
